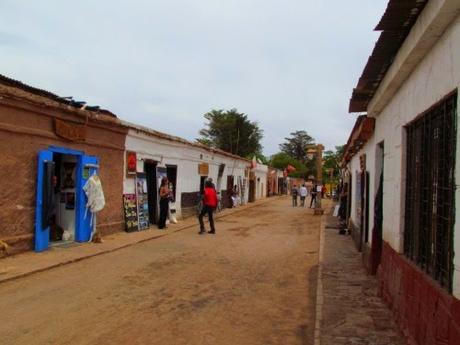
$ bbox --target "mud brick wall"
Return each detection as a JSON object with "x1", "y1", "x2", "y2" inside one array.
[
  {"x1": 378, "y1": 241, "x2": 460, "y2": 345},
  {"x1": 0, "y1": 98, "x2": 127, "y2": 255}
]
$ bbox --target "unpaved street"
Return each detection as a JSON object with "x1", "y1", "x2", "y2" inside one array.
[{"x1": 0, "y1": 198, "x2": 320, "y2": 345}]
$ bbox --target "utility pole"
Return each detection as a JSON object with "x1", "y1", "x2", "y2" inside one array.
[{"x1": 314, "y1": 144, "x2": 324, "y2": 215}]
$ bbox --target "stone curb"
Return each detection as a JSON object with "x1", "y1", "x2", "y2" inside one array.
[
  {"x1": 314, "y1": 204, "x2": 327, "y2": 345},
  {"x1": 0, "y1": 196, "x2": 284, "y2": 284}
]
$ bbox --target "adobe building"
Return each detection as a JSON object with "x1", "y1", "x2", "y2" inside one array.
[
  {"x1": 348, "y1": 1, "x2": 460, "y2": 344},
  {"x1": 0, "y1": 75, "x2": 127, "y2": 255}
]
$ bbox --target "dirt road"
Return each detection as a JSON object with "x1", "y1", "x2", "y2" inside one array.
[{"x1": 0, "y1": 197, "x2": 321, "y2": 345}]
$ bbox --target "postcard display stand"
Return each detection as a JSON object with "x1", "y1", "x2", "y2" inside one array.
[
  {"x1": 136, "y1": 173, "x2": 150, "y2": 230},
  {"x1": 123, "y1": 194, "x2": 138, "y2": 232}
]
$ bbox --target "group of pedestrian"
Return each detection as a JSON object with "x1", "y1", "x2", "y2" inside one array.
[
  {"x1": 158, "y1": 176, "x2": 218, "y2": 235},
  {"x1": 291, "y1": 183, "x2": 322, "y2": 208}
]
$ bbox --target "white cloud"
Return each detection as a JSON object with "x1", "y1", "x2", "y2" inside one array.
[{"x1": 0, "y1": 0, "x2": 387, "y2": 155}]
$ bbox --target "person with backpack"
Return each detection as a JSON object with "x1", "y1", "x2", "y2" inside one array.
[
  {"x1": 291, "y1": 184, "x2": 299, "y2": 207},
  {"x1": 198, "y1": 179, "x2": 218, "y2": 234}
]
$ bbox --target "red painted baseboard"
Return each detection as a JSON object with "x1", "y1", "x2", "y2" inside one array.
[{"x1": 378, "y1": 242, "x2": 460, "y2": 345}]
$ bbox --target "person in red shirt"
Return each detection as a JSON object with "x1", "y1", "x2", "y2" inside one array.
[{"x1": 198, "y1": 180, "x2": 218, "y2": 234}]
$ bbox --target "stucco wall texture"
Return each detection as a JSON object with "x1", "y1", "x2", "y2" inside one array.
[
  {"x1": 346, "y1": 8, "x2": 460, "y2": 345},
  {"x1": 0, "y1": 98, "x2": 127, "y2": 255}
]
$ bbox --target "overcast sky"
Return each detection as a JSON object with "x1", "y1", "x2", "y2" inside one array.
[{"x1": 1, "y1": 0, "x2": 386, "y2": 156}]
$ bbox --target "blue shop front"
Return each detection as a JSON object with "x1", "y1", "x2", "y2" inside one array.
[{"x1": 35, "y1": 146, "x2": 99, "y2": 252}]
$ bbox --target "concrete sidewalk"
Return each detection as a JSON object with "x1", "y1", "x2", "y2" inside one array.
[
  {"x1": 317, "y1": 202, "x2": 406, "y2": 345},
  {"x1": 0, "y1": 196, "x2": 282, "y2": 284}
]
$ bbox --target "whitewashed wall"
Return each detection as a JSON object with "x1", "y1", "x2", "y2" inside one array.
[
  {"x1": 124, "y1": 129, "x2": 250, "y2": 218},
  {"x1": 358, "y1": 13, "x2": 460, "y2": 296},
  {"x1": 254, "y1": 163, "x2": 268, "y2": 200}
]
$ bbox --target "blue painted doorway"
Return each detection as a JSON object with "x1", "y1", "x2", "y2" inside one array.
[{"x1": 34, "y1": 146, "x2": 99, "y2": 252}]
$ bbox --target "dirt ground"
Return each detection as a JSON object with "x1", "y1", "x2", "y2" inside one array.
[{"x1": 0, "y1": 197, "x2": 321, "y2": 345}]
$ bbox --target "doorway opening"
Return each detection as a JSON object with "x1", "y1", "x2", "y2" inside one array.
[
  {"x1": 166, "y1": 165, "x2": 177, "y2": 201},
  {"x1": 145, "y1": 161, "x2": 157, "y2": 225},
  {"x1": 200, "y1": 176, "x2": 208, "y2": 194},
  {"x1": 370, "y1": 142, "x2": 384, "y2": 274},
  {"x1": 48, "y1": 152, "x2": 78, "y2": 245},
  {"x1": 226, "y1": 175, "x2": 234, "y2": 207},
  {"x1": 364, "y1": 171, "x2": 370, "y2": 244},
  {"x1": 36, "y1": 147, "x2": 98, "y2": 252}
]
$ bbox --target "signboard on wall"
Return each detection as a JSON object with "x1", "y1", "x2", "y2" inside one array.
[
  {"x1": 198, "y1": 163, "x2": 209, "y2": 176},
  {"x1": 123, "y1": 194, "x2": 138, "y2": 232},
  {"x1": 55, "y1": 119, "x2": 86, "y2": 142},
  {"x1": 126, "y1": 151, "x2": 137, "y2": 176}
]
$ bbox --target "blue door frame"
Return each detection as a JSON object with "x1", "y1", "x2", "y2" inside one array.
[{"x1": 35, "y1": 146, "x2": 99, "y2": 252}]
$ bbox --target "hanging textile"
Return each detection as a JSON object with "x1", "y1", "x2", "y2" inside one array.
[{"x1": 83, "y1": 174, "x2": 105, "y2": 240}]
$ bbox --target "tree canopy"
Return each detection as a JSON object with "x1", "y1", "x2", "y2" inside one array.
[
  {"x1": 322, "y1": 145, "x2": 345, "y2": 183},
  {"x1": 279, "y1": 130, "x2": 315, "y2": 163},
  {"x1": 197, "y1": 109, "x2": 263, "y2": 157},
  {"x1": 270, "y1": 152, "x2": 306, "y2": 172}
]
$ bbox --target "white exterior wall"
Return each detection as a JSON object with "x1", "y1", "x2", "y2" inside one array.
[
  {"x1": 124, "y1": 129, "x2": 250, "y2": 218},
  {"x1": 254, "y1": 164, "x2": 268, "y2": 200},
  {"x1": 362, "y1": 13, "x2": 460, "y2": 297},
  {"x1": 348, "y1": 135, "x2": 379, "y2": 251}
]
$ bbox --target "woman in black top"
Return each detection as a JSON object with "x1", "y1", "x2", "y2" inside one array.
[{"x1": 158, "y1": 177, "x2": 170, "y2": 229}]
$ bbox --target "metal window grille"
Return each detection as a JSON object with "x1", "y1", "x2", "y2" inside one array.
[{"x1": 404, "y1": 92, "x2": 457, "y2": 292}]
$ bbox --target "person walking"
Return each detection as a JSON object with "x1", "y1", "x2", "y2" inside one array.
[
  {"x1": 199, "y1": 180, "x2": 218, "y2": 234},
  {"x1": 321, "y1": 185, "x2": 327, "y2": 198},
  {"x1": 299, "y1": 184, "x2": 307, "y2": 207},
  {"x1": 158, "y1": 177, "x2": 170, "y2": 229},
  {"x1": 291, "y1": 184, "x2": 298, "y2": 206},
  {"x1": 310, "y1": 184, "x2": 318, "y2": 208}
]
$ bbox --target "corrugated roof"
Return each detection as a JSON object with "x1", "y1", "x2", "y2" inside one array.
[
  {"x1": 0, "y1": 74, "x2": 116, "y2": 117},
  {"x1": 349, "y1": 0, "x2": 428, "y2": 113}
]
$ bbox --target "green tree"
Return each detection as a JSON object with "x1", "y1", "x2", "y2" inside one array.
[
  {"x1": 197, "y1": 109, "x2": 263, "y2": 157},
  {"x1": 279, "y1": 130, "x2": 315, "y2": 163},
  {"x1": 322, "y1": 145, "x2": 345, "y2": 184},
  {"x1": 269, "y1": 152, "x2": 307, "y2": 177}
]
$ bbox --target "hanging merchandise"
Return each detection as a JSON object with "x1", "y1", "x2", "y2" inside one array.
[
  {"x1": 136, "y1": 173, "x2": 150, "y2": 230},
  {"x1": 168, "y1": 182, "x2": 178, "y2": 224},
  {"x1": 83, "y1": 173, "x2": 106, "y2": 241}
]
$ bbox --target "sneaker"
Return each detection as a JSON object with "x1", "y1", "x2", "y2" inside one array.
[
  {"x1": 198, "y1": 230, "x2": 206, "y2": 235},
  {"x1": 208, "y1": 230, "x2": 215, "y2": 234}
]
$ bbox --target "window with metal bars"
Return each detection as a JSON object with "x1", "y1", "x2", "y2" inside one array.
[{"x1": 404, "y1": 92, "x2": 457, "y2": 292}]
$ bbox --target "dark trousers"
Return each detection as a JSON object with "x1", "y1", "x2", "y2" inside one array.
[
  {"x1": 199, "y1": 205, "x2": 215, "y2": 232},
  {"x1": 158, "y1": 198, "x2": 169, "y2": 229},
  {"x1": 292, "y1": 196, "x2": 298, "y2": 206},
  {"x1": 300, "y1": 196, "x2": 306, "y2": 206},
  {"x1": 310, "y1": 194, "x2": 317, "y2": 208}
]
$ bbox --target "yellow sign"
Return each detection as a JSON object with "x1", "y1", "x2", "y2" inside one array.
[{"x1": 198, "y1": 163, "x2": 209, "y2": 176}]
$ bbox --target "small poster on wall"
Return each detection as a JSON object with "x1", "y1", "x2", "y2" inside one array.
[
  {"x1": 126, "y1": 151, "x2": 137, "y2": 177},
  {"x1": 65, "y1": 192, "x2": 75, "y2": 210},
  {"x1": 123, "y1": 194, "x2": 138, "y2": 232},
  {"x1": 136, "y1": 173, "x2": 150, "y2": 230}
]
